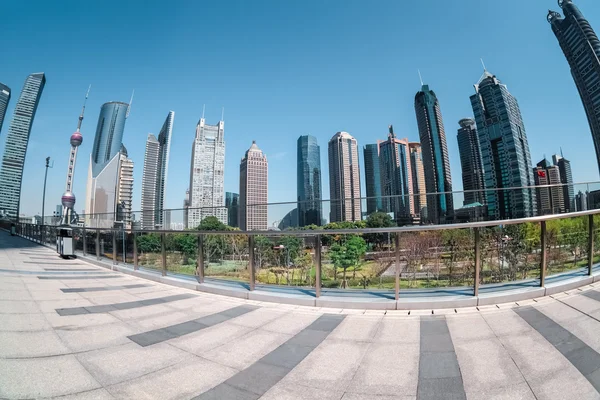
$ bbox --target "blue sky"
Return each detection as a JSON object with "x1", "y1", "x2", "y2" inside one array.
[{"x1": 2, "y1": 0, "x2": 600, "y2": 224}]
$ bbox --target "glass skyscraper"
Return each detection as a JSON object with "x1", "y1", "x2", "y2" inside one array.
[
  {"x1": 409, "y1": 142, "x2": 427, "y2": 218},
  {"x1": 363, "y1": 143, "x2": 382, "y2": 215},
  {"x1": 328, "y1": 132, "x2": 361, "y2": 223},
  {"x1": 553, "y1": 153, "x2": 574, "y2": 212},
  {"x1": 457, "y1": 118, "x2": 486, "y2": 206},
  {"x1": 0, "y1": 73, "x2": 45, "y2": 218},
  {"x1": 414, "y1": 84, "x2": 453, "y2": 224},
  {"x1": 0, "y1": 83, "x2": 10, "y2": 135},
  {"x1": 548, "y1": 1, "x2": 600, "y2": 175},
  {"x1": 297, "y1": 135, "x2": 322, "y2": 227},
  {"x1": 225, "y1": 192, "x2": 239, "y2": 228},
  {"x1": 470, "y1": 71, "x2": 536, "y2": 219},
  {"x1": 90, "y1": 102, "x2": 129, "y2": 177}
]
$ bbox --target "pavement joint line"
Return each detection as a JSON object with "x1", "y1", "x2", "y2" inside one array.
[
  {"x1": 44, "y1": 268, "x2": 101, "y2": 272},
  {"x1": 39, "y1": 275, "x2": 121, "y2": 280},
  {"x1": 60, "y1": 284, "x2": 151, "y2": 293},
  {"x1": 127, "y1": 304, "x2": 259, "y2": 347},
  {"x1": 55, "y1": 293, "x2": 197, "y2": 316},
  {"x1": 417, "y1": 316, "x2": 467, "y2": 400},
  {"x1": 515, "y1": 306, "x2": 600, "y2": 393},
  {"x1": 192, "y1": 313, "x2": 346, "y2": 399}
]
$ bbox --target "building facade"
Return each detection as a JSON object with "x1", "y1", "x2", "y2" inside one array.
[
  {"x1": 409, "y1": 142, "x2": 427, "y2": 219},
  {"x1": 117, "y1": 148, "x2": 134, "y2": 228},
  {"x1": 534, "y1": 159, "x2": 564, "y2": 215},
  {"x1": 363, "y1": 144, "x2": 383, "y2": 215},
  {"x1": 0, "y1": 73, "x2": 45, "y2": 218},
  {"x1": 328, "y1": 132, "x2": 361, "y2": 223},
  {"x1": 297, "y1": 135, "x2": 322, "y2": 227},
  {"x1": 188, "y1": 118, "x2": 226, "y2": 228},
  {"x1": 414, "y1": 84, "x2": 453, "y2": 224},
  {"x1": 457, "y1": 118, "x2": 486, "y2": 206},
  {"x1": 140, "y1": 111, "x2": 174, "y2": 229},
  {"x1": 378, "y1": 126, "x2": 414, "y2": 223},
  {"x1": 0, "y1": 83, "x2": 10, "y2": 135},
  {"x1": 470, "y1": 71, "x2": 536, "y2": 219},
  {"x1": 225, "y1": 192, "x2": 239, "y2": 228},
  {"x1": 239, "y1": 141, "x2": 268, "y2": 230},
  {"x1": 552, "y1": 153, "x2": 574, "y2": 212},
  {"x1": 576, "y1": 190, "x2": 588, "y2": 211},
  {"x1": 85, "y1": 101, "x2": 130, "y2": 227},
  {"x1": 548, "y1": 1, "x2": 600, "y2": 175}
]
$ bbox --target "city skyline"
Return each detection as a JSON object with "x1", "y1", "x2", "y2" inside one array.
[{"x1": 3, "y1": 1, "x2": 600, "y2": 224}]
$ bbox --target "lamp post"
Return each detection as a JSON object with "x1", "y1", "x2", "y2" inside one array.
[{"x1": 41, "y1": 157, "x2": 53, "y2": 243}]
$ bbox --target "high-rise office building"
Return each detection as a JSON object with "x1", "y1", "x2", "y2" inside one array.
[
  {"x1": 576, "y1": 190, "x2": 588, "y2": 211},
  {"x1": 239, "y1": 141, "x2": 268, "y2": 230},
  {"x1": 328, "y1": 132, "x2": 361, "y2": 223},
  {"x1": 0, "y1": 83, "x2": 10, "y2": 135},
  {"x1": 183, "y1": 189, "x2": 190, "y2": 229},
  {"x1": 470, "y1": 70, "x2": 536, "y2": 219},
  {"x1": 85, "y1": 101, "x2": 130, "y2": 227},
  {"x1": 548, "y1": 1, "x2": 600, "y2": 175},
  {"x1": 0, "y1": 73, "x2": 45, "y2": 218},
  {"x1": 534, "y1": 159, "x2": 564, "y2": 215},
  {"x1": 297, "y1": 135, "x2": 322, "y2": 227},
  {"x1": 225, "y1": 192, "x2": 239, "y2": 228},
  {"x1": 117, "y1": 147, "x2": 134, "y2": 228},
  {"x1": 457, "y1": 118, "x2": 486, "y2": 206},
  {"x1": 552, "y1": 153, "x2": 574, "y2": 212},
  {"x1": 414, "y1": 84, "x2": 453, "y2": 224},
  {"x1": 409, "y1": 142, "x2": 427, "y2": 218},
  {"x1": 363, "y1": 144, "x2": 383, "y2": 215},
  {"x1": 188, "y1": 118, "x2": 226, "y2": 228},
  {"x1": 140, "y1": 111, "x2": 174, "y2": 229},
  {"x1": 378, "y1": 126, "x2": 414, "y2": 223}
]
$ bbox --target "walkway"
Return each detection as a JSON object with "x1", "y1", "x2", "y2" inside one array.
[{"x1": 3, "y1": 233, "x2": 600, "y2": 399}]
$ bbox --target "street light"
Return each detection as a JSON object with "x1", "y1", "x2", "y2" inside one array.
[{"x1": 41, "y1": 157, "x2": 53, "y2": 242}]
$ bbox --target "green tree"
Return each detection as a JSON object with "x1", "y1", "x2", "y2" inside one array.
[
  {"x1": 329, "y1": 235, "x2": 367, "y2": 288},
  {"x1": 197, "y1": 216, "x2": 228, "y2": 231},
  {"x1": 172, "y1": 233, "x2": 197, "y2": 265},
  {"x1": 254, "y1": 235, "x2": 274, "y2": 270},
  {"x1": 364, "y1": 212, "x2": 396, "y2": 250},
  {"x1": 136, "y1": 233, "x2": 161, "y2": 253},
  {"x1": 197, "y1": 216, "x2": 229, "y2": 264}
]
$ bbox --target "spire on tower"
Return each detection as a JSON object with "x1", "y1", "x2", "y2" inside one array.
[
  {"x1": 481, "y1": 58, "x2": 487, "y2": 72},
  {"x1": 76, "y1": 85, "x2": 91, "y2": 131},
  {"x1": 126, "y1": 89, "x2": 134, "y2": 118},
  {"x1": 418, "y1": 69, "x2": 424, "y2": 86}
]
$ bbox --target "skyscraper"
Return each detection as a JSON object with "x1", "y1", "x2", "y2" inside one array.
[
  {"x1": 456, "y1": 118, "x2": 486, "y2": 206},
  {"x1": 0, "y1": 83, "x2": 10, "y2": 135},
  {"x1": 409, "y1": 142, "x2": 428, "y2": 218},
  {"x1": 534, "y1": 159, "x2": 564, "y2": 215},
  {"x1": 188, "y1": 117, "x2": 226, "y2": 228},
  {"x1": 552, "y1": 153, "x2": 574, "y2": 212},
  {"x1": 240, "y1": 141, "x2": 268, "y2": 231},
  {"x1": 328, "y1": 132, "x2": 361, "y2": 223},
  {"x1": 0, "y1": 73, "x2": 45, "y2": 218},
  {"x1": 225, "y1": 192, "x2": 239, "y2": 228},
  {"x1": 140, "y1": 111, "x2": 174, "y2": 229},
  {"x1": 117, "y1": 147, "x2": 134, "y2": 228},
  {"x1": 414, "y1": 84, "x2": 453, "y2": 224},
  {"x1": 548, "y1": 1, "x2": 600, "y2": 174},
  {"x1": 363, "y1": 144, "x2": 383, "y2": 215},
  {"x1": 470, "y1": 70, "x2": 536, "y2": 219},
  {"x1": 378, "y1": 125, "x2": 414, "y2": 223},
  {"x1": 141, "y1": 134, "x2": 159, "y2": 229},
  {"x1": 297, "y1": 135, "x2": 322, "y2": 227},
  {"x1": 85, "y1": 100, "x2": 130, "y2": 227}
]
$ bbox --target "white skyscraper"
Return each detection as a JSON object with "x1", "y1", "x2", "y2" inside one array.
[
  {"x1": 140, "y1": 111, "x2": 174, "y2": 229},
  {"x1": 188, "y1": 117, "x2": 227, "y2": 228},
  {"x1": 117, "y1": 149, "x2": 134, "y2": 228}
]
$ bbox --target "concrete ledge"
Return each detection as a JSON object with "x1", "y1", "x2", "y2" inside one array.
[
  {"x1": 545, "y1": 276, "x2": 594, "y2": 295},
  {"x1": 397, "y1": 297, "x2": 477, "y2": 310},
  {"x1": 250, "y1": 291, "x2": 316, "y2": 307},
  {"x1": 477, "y1": 287, "x2": 546, "y2": 306},
  {"x1": 316, "y1": 298, "x2": 396, "y2": 310},
  {"x1": 197, "y1": 284, "x2": 250, "y2": 300}
]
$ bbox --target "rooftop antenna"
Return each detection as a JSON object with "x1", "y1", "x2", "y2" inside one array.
[
  {"x1": 560, "y1": 146, "x2": 564, "y2": 157},
  {"x1": 481, "y1": 58, "x2": 487, "y2": 72},
  {"x1": 418, "y1": 69, "x2": 424, "y2": 86},
  {"x1": 126, "y1": 89, "x2": 134, "y2": 118},
  {"x1": 221, "y1": 107, "x2": 224, "y2": 121},
  {"x1": 76, "y1": 84, "x2": 91, "y2": 131},
  {"x1": 201, "y1": 104, "x2": 205, "y2": 120}
]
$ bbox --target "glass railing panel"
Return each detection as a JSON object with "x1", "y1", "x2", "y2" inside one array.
[
  {"x1": 255, "y1": 233, "x2": 314, "y2": 289},
  {"x1": 135, "y1": 232, "x2": 163, "y2": 273},
  {"x1": 204, "y1": 233, "x2": 249, "y2": 283},
  {"x1": 164, "y1": 232, "x2": 197, "y2": 277},
  {"x1": 546, "y1": 216, "x2": 589, "y2": 276}
]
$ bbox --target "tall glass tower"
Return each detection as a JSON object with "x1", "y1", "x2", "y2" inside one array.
[
  {"x1": 548, "y1": 0, "x2": 600, "y2": 175},
  {"x1": 457, "y1": 118, "x2": 486, "y2": 206},
  {"x1": 90, "y1": 102, "x2": 129, "y2": 177},
  {"x1": 470, "y1": 70, "x2": 536, "y2": 219},
  {"x1": 363, "y1": 143, "x2": 383, "y2": 215},
  {"x1": 297, "y1": 135, "x2": 322, "y2": 227},
  {"x1": 328, "y1": 132, "x2": 361, "y2": 223},
  {"x1": 0, "y1": 73, "x2": 45, "y2": 218},
  {"x1": 0, "y1": 83, "x2": 10, "y2": 135},
  {"x1": 414, "y1": 84, "x2": 453, "y2": 224}
]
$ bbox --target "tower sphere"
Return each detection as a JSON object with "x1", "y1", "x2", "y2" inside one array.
[
  {"x1": 70, "y1": 132, "x2": 83, "y2": 147},
  {"x1": 61, "y1": 191, "x2": 76, "y2": 208}
]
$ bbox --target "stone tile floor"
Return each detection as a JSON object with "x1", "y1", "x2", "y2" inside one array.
[{"x1": 3, "y1": 234, "x2": 600, "y2": 399}]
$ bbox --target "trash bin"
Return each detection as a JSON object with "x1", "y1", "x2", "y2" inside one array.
[
  {"x1": 56, "y1": 227, "x2": 74, "y2": 258},
  {"x1": 10, "y1": 223, "x2": 16, "y2": 236}
]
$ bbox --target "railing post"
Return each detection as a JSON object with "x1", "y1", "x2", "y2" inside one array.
[
  {"x1": 248, "y1": 235, "x2": 255, "y2": 291},
  {"x1": 315, "y1": 235, "x2": 322, "y2": 298},
  {"x1": 161, "y1": 232, "x2": 167, "y2": 276},
  {"x1": 96, "y1": 231, "x2": 100, "y2": 260},
  {"x1": 474, "y1": 228, "x2": 480, "y2": 297},
  {"x1": 589, "y1": 214, "x2": 594, "y2": 276},
  {"x1": 540, "y1": 221, "x2": 547, "y2": 287},
  {"x1": 41, "y1": 224, "x2": 44, "y2": 244},
  {"x1": 122, "y1": 229, "x2": 126, "y2": 263},
  {"x1": 112, "y1": 229, "x2": 117, "y2": 265},
  {"x1": 197, "y1": 234, "x2": 204, "y2": 283},
  {"x1": 82, "y1": 228, "x2": 87, "y2": 256},
  {"x1": 395, "y1": 233, "x2": 400, "y2": 301},
  {"x1": 133, "y1": 232, "x2": 139, "y2": 270}
]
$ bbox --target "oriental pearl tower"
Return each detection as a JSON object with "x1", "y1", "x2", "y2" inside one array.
[{"x1": 61, "y1": 86, "x2": 90, "y2": 225}]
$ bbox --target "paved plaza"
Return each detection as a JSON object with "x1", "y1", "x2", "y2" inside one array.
[{"x1": 3, "y1": 234, "x2": 600, "y2": 399}]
